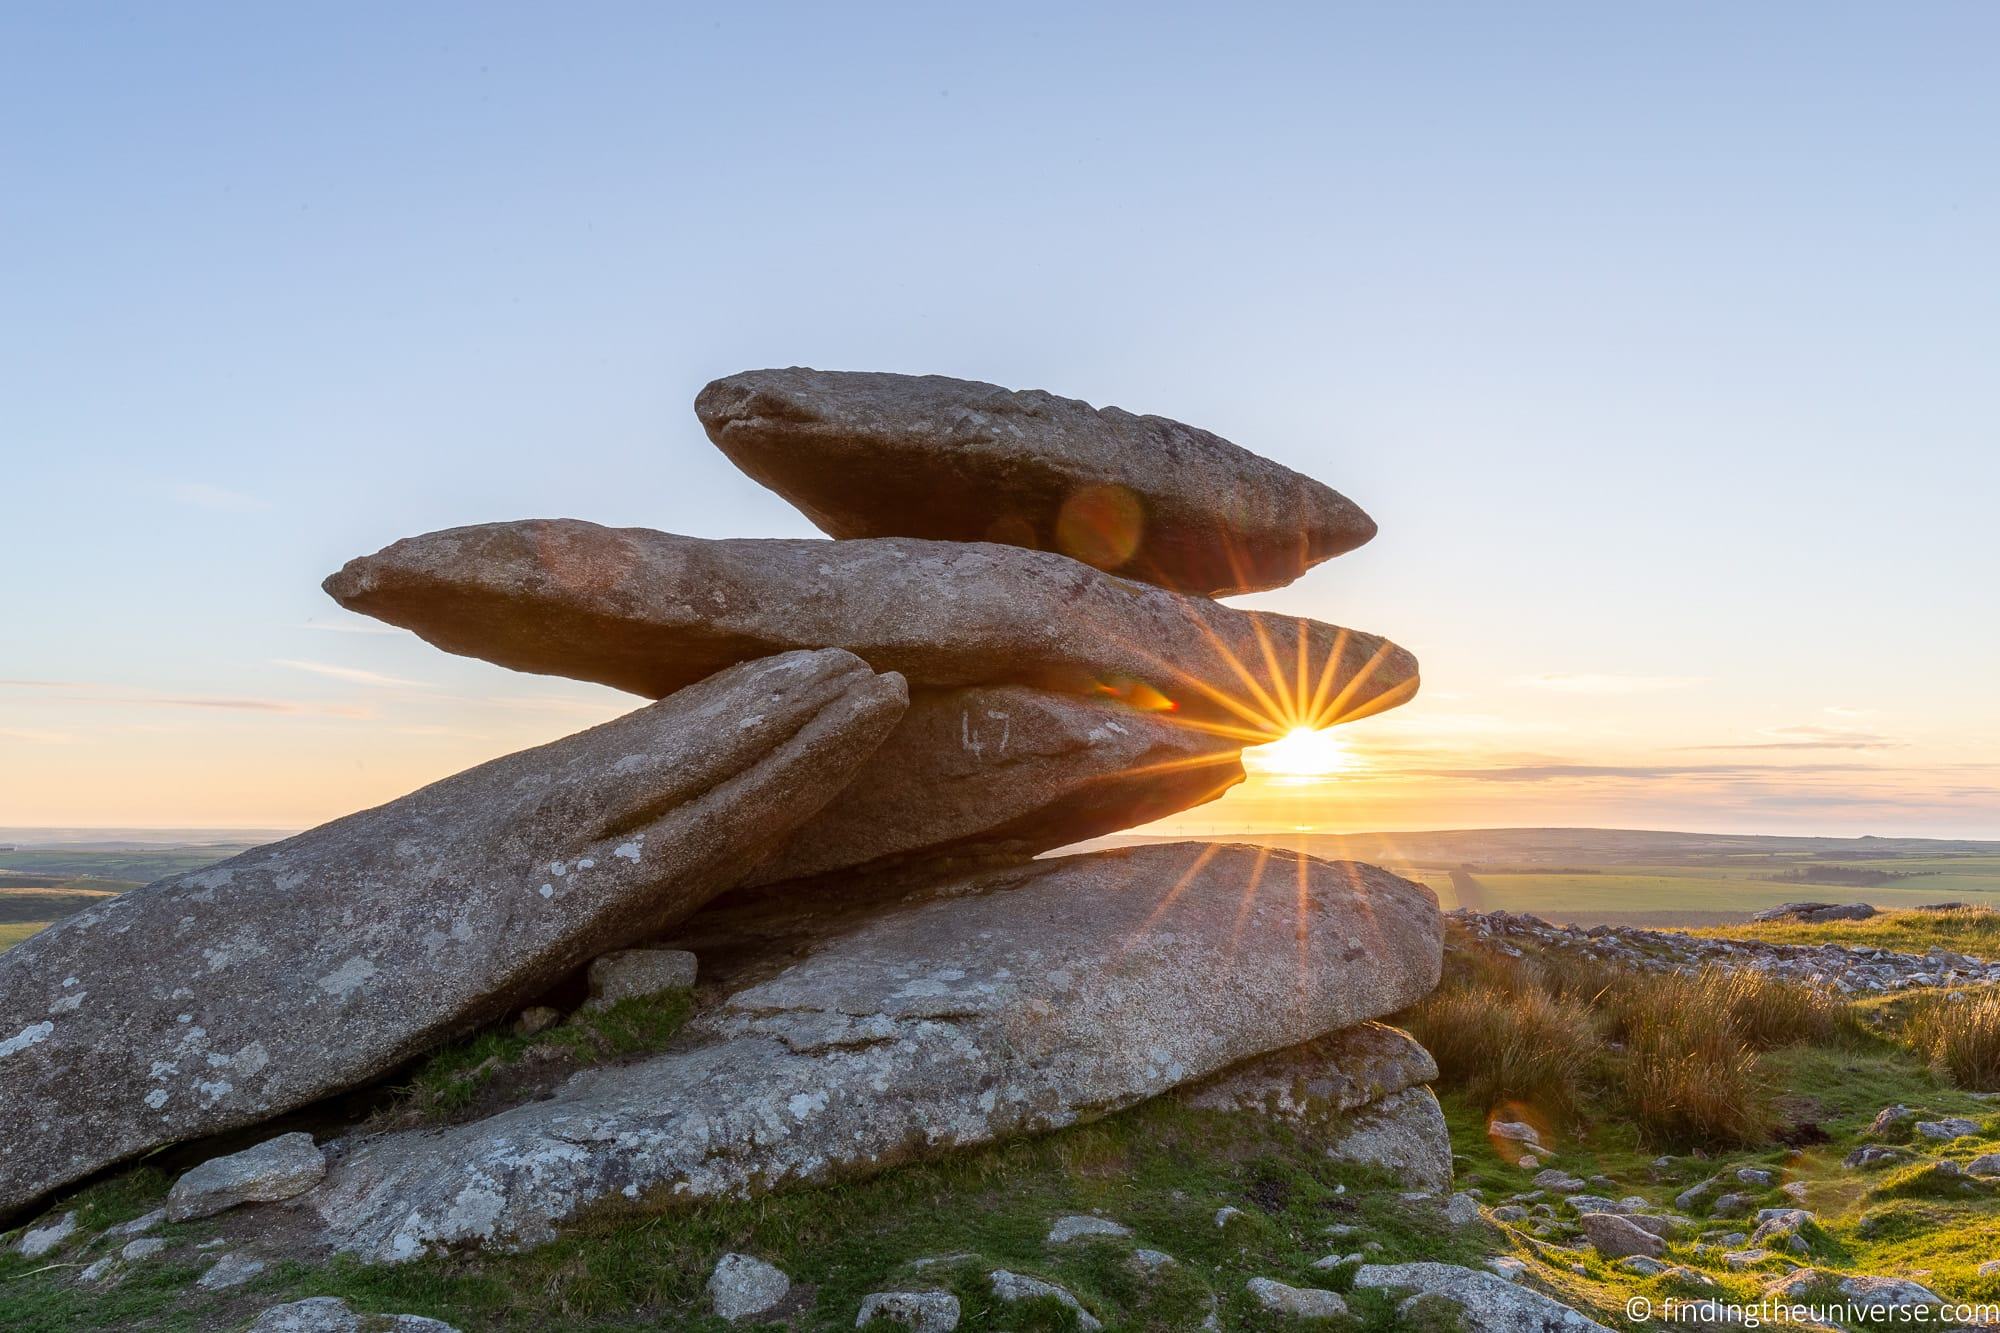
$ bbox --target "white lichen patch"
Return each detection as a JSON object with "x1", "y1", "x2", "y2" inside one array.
[
  {"x1": 614, "y1": 840, "x2": 644, "y2": 862},
  {"x1": 144, "y1": 1089, "x2": 169, "y2": 1110},
  {"x1": 317, "y1": 956, "x2": 378, "y2": 997},
  {"x1": 0, "y1": 1021, "x2": 54, "y2": 1060},
  {"x1": 49, "y1": 990, "x2": 86, "y2": 1014}
]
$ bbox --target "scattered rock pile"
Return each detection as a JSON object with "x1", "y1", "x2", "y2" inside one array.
[
  {"x1": 1453, "y1": 909, "x2": 2000, "y2": 992},
  {"x1": 0, "y1": 370, "x2": 1443, "y2": 1284}
]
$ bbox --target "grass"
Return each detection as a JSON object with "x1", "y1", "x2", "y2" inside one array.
[
  {"x1": 0, "y1": 921, "x2": 48, "y2": 952},
  {"x1": 1404, "y1": 928, "x2": 1853, "y2": 1150},
  {"x1": 382, "y1": 988, "x2": 697, "y2": 1124},
  {"x1": 1903, "y1": 991, "x2": 2000, "y2": 1091},
  {"x1": 0, "y1": 1093, "x2": 1494, "y2": 1332}
]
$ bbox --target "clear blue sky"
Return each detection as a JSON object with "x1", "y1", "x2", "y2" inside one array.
[{"x1": 3, "y1": 3, "x2": 1996, "y2": 834}]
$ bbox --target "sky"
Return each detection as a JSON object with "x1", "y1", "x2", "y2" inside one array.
[{"x1": 2, "y1": 3, "x2": 1996, "y2": 838}]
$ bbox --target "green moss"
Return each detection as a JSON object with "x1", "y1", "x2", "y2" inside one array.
[{"x1": 396, "y1": 988, "x2": 695, "y2": 1119}]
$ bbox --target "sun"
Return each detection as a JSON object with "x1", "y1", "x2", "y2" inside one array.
[{"x1": 1245, "y1": 726, "x2": 1357, "y2": 779}]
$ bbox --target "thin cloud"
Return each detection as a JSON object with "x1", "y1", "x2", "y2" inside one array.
[
  {"x1": 1509, "y1": 673, "x2": 1705, "y2": 695},
  {"x1": 1689, "y1": 723, "x2": 1905, "y2": 752},
  {"x1": 0, "y1": 679, "x2": 370, "y2": 719},
  {"x1": 272, "y1": 659, "x2": 429, "y2": 689},
  {"x1": 168, "y1": 482, "x2": 269, "y2": 513},
  {"x1": 1402, "y1": 761, "x2": 1880, "y2": 783},
  {"x1": 0, "y1": 727, "x2": 78, "y2": 744}
]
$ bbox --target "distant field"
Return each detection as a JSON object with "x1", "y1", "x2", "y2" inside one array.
[
  {"x1": 1096, "y1": 831, "x2": 2000, "y2": 927},
  {"x1": 5, "y1": 831, "x2": 1998, "y2": 939},
  {"x1": 1385, "y1": 861, "x2": 2000, "y2": 926},
  {"x1": 0, "y1": 846, "x2": 245, "y2": 943},
  {"x1": 0, "y1": 846, "x2": 249, "y2": 884},
  {"x1": 0, "y1": 886, "x2": 121, "y2": 924}
]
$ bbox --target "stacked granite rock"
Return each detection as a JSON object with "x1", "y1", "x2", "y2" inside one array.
[{"x1": 0, "y1": 369, "x2": 1445, "y2": 1264}]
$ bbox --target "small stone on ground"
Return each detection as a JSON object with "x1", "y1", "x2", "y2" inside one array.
[
  {"x1": 708, "y1": 1253, "x2": 790, "y2": 1322},
  {"x1": 854, "y1": 1289, "x2": 960, "y2": 1331}
]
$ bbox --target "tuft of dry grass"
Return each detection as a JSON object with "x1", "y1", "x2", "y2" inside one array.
[
  {"x1": 1609, "y1": 971, "x2": 1776, "y2": 1148},
  {"x1": 1404, "y1": 982, "x2": 1600, "y2": 1124},
  {"x1": 1904, "y1": 991, "x2": 2000, "y2": 1090},
  {"x1": 1404, "y1": 936, "x2": 1856, "y2": 1149}
]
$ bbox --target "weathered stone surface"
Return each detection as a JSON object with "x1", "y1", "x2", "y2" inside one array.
[
  {"x1": 748, "y1": 686, "x2": 1244, "y2": 887},
  {"x1": 1765, "y1": 1269, "x2": 1942, "y2": 1309},
  {"x1": 197, "y1": 1251, "x2": 267, "y2": 1290},
  {"x1": 294, "y1": 844, "x2": 1441, "y2": 1260},
  {"x1": 121, "y1": 1237, "x2": 167, "y2": 1262},
  {"x1": 1749, "y1": 902, "x2": 1877, "y2": 924},
  {"x1": 1247, "y1": 1276, "x2": 1348, "y2": 1317},
  {"x1": 324, "y1": 521, "x2": 1419, "y2": 729},
  {"x1": 1578, "y1": 1212, "x2": 1665, "y2": 1259},
  {"x1": 0, "y1": 649, "x2": 906, "y2": 1222},
  {"x1": 990, "y1": 1270, "x2": 1101, "y2": 1330},
  {"x1": 168, "y1": 1132, "x2": 327, "y2": 1221},
  {"x1": 584, "y1": 949, "x2": 698, "y2": 1011},
  {"x1": 708, "y1": 1253, "x2": 790, "y2": 1322},
  {"x1": 245, "y1": 1298, "x2": 462, "y2": 1333},
  {"x1": 855, "y1": 1289, "x2": 960, "y2": 1331},
  {"x1": 694, "y1": 367, "x2": 1377, "y2": 595},
  {"x1": 1324, "y1": 1087, "x2": 1454, "y2": 1192},
  {"x1": 14, "y1": 1210, "x2": 74, "y2": 1257},
  {"x1": 106, "y1": 1208, "x2": 165, "y2": 1238},
  {"x1": 1354, "y1": 1261, "x2": 1614, "y2": 1333},
  {"x1": 1047, "y1": 1215, "x2": 1131, "y2": 1244},
  {"x1": 1182, "y1": 1021, "x2": 1437, "y2": 1119},
  {"x1": 1915, "y1": 1116, "x2": 1980, "y2": 1141},
  {"x1": 514, "y1": 1006, "x2": 561, "y2": 1037}
]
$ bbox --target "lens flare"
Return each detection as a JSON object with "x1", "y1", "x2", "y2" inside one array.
[{"x1": 1245, "y1": 726, "x2": 1356, "y2": 779}]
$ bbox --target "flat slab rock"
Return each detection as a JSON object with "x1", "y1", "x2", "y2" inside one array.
[
  {"x1": 288, "y1": 842, "x2": 1440, "y2": 1261},
  {"x1": 1355, "y1": 1261, "x2": 1614, "y2": 1333},
  {"x1": 324, "y1": 520, "x2": 1419, "y2": 730},
  {"x1": 748, "y1": 685, "x2": 1244, "y2": 887},
  {"x1": 168, "y1": 1131, "x2": 327, "y2": 1221},
  {"x1": 246, "y1": 1297, "x2": 460, "y2": 1332},
  {"x1": 695, "y1": 367, "x2": 1376, "y2": 596},
  {"x1": 0, "y1": 649, "x2": 905, "y2": 1222}
]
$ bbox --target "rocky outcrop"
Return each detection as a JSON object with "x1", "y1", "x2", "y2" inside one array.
[
  {"x1": 291, "y1": 843, "x2": 1441, "y2": 1260},
  {"x1": 748, "y1": 686, "x2": 1244, "y2": 887},
  {"x1": 0, "y1": 649, "x2": 906, "y2": 1221},
  {"x1": 9, "y1": 364, "x2": 1444, "y2": 1293},
  {"x1": 1750, "y1": 902, "x2": 1877, "y2": 924},
  {"x1": 323, "y1": 521, "x2": 1419, "y2": 729},
  {"x1": 1454, "y1": 910, "x2": 2000, "y2": 992},
  {"x1": 694, "y1": 367, "x2": 1377, "y2": 595}
]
